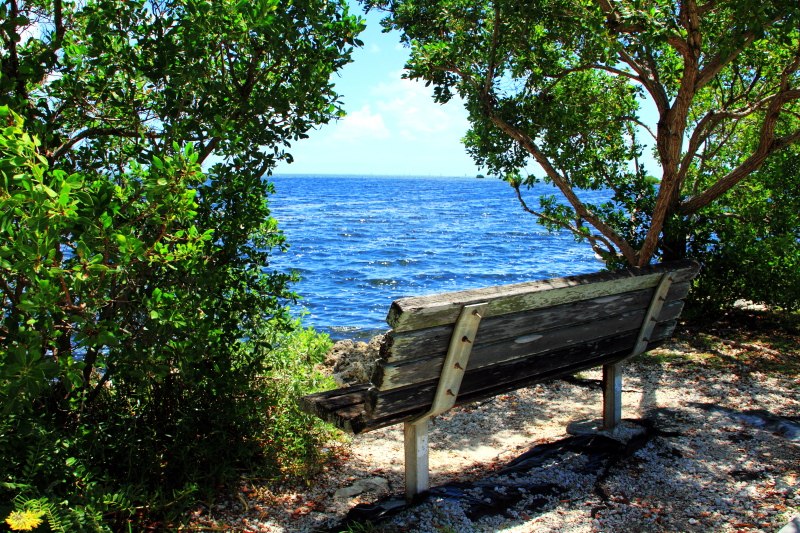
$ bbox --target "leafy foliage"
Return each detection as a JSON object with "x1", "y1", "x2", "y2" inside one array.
[
  {"x1": 688, "y1": 140, "x2": 800, "y2": 312},
  {"x1": 369, "y1": 0, "x2": 800, "y2": 276},
  {"x1": 1, "y1": 0, "x2": 361, "y2": 527}
]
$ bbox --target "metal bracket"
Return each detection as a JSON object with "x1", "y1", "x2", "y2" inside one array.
[
  {"x1": 409, "y1": 302, "x2": 488, "y2": 424},
  {"x1": 404, "y1": 301, "x2": 487, "y2": 499},
  {"x1": 622, "y1": 271, "x2": 675, "y2": 362}
]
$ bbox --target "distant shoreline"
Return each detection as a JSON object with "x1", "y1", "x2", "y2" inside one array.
[{"x1": 270, "y1": 173, "x2": 486, "y2": 180}]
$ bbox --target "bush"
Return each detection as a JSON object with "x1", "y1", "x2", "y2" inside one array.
[
  {"x1": 0, "y1": 320, "x2": 335, "y2": 531},
  {"x1": 2, "y1": 0, "x2": 361, "y2": 527},
  {"x1": 687, "y1": 144, "x2": 800, "y2": 316},
  {"x1": 0, "y1": 109, "x2": 336, "y2": 529}
]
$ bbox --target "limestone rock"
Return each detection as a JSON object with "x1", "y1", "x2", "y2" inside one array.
[
  {"x1": 317, "y1": 334, "x2": 385, "y2": 386},
  {"x1": 333, "y1": 477, "x2": 389, "y2": 499}
]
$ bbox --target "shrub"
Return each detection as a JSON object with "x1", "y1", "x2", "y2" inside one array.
[
  {"x1": 687, "y1": 138, "x2": 800, "y2": 315},
  {"x1": 0, "y1": 109, "x2": 334, "y2": 529}
]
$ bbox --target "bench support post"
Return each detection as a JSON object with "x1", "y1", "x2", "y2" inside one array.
[
  {"x1": 602, "y1": 272, "x2": 675, "y2": 431},
  {"x1": 404, "y1": 418, "x2": 429, "y2": 499},
  {"x1": 403, "y1": 302, "x2": 487, "y2": 501},
  {"x1": 602, "y1": 362, "x2": 623, "y2": 430}
]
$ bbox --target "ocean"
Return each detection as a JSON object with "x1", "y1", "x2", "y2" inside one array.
[{"x1": 267, "y1": 174, "x2": 610, "y2": 339}]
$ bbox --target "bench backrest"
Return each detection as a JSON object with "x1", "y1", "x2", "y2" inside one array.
[{"x1": 364, "y1": 260, "x2": 700, "y2": 422}]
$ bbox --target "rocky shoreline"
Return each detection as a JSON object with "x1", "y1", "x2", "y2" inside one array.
[{"x1": 316, "y1": 335, "x2": 385, "y2": 387}]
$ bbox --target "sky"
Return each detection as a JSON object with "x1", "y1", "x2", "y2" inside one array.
[
  {"x1": 274, "y1": 11, "x2": 485, "y2": 177},
  {"x1": 273, "y1": 10, "x2": 661, "y2": 178}
]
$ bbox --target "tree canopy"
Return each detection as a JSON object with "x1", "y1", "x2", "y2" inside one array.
[
  {"x1": 1, "y1": 0, "x2": 361, "y2": 527},
  {"x1": 370, "y1": 0, "x2": 800, "y2": 267}
]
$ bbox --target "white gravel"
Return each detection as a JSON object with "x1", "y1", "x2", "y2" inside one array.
[{"x1": 185, "y1": 339, "x2": 800, "y2": 533}]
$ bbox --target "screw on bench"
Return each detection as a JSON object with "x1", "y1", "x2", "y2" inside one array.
[
  {"x1": 454, "y1": 362, "x2": 464, "y2": 370},
  {"x1": 462, "y1": 336, "x2": 472, "y2": 343},
  {"x1": 472, "y1": 310, "x2": 482, "y2": 318}
]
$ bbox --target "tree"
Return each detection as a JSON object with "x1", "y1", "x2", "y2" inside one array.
[
  {"x1": 687, "y1": 126, "x2": 800, "y2": 311},
  {"x1": 1, "y1": 0, "x2": 361, "y2": 527},
  {"x1": 368, "y1": 0, "x2": 800, "y2": 267}
]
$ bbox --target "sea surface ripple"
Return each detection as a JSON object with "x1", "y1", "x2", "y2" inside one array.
[{"x1": 268, "y1": 174, "x2": 609, "y2": 339}]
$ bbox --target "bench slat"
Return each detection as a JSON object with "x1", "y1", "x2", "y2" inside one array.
[
  {"x1": 380, "y1": 281, "x2": 690, "y2": 365},
  {"x1": 298, "y1": 384, "x2": 372, "y2": 433},
  {"x1": 373, "y1": 302, "x2": 683, "y2": 390},
  {"x1": 367, "y1": 322, "x2": 676, "y2": 419},
  {"x1": 299, "y1": 384, "x2": 416, "y2": 435},
  {"x1": 299, "y1": 335, "x2": 672, "y2": 435},
  {"x1": 386, "y1": 260, "x2": 699, "y2": 332}
]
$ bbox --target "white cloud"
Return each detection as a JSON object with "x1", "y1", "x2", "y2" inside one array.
[
  {"x1": 332, "y1": 105, "x2": 390, "y2": 140},
  {"x1": 371, "y1": 76, "x2": 468, "y2": 142},
  {"x1": 370, "y1": 43, "x2": 381, "y2": 53}
]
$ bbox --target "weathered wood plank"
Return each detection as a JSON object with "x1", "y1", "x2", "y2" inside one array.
[
  {"x1": 367, "y1": 322, "x2": 675, "y2": 418},
  {"x1": 299, "y1": 320, "x2": 680, "y2": 434},
  {"x1": 381, "y1": 281, "x2": 691, "y2": 364},
  {"x1": 299, "y1": 385, "x2": 427, "y2": 435},
  {"x1": 311, "y1": 341, "x2": 663, "y2": 435},
  {"x1": 386, "y1": 260, "x2": 700, "y2": 332},
  {"x1": 373, "y1": 302, "x2": 683, "y2": 390},
  {"x1": 444, "y1": 344, "x2": 656, "y2": 411},
  {"x1": 298, "y1": 384, "x2": 372, "y2": 433},
  {"x1": 299, "y1": 385, "x2": 369, "y2": 415},
  {"x1": 343, "y1": 345, "x2": 657, "y2": 434},
  {"x1": 346, "y1": 404, "x2": 428, "y2": 435}
]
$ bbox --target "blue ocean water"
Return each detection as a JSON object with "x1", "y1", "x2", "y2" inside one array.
[{"x1": 267, "y1": 175, "x2": 609, "y2": 339}]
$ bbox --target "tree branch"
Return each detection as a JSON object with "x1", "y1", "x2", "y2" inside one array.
[
  {"x1": 512, "y1": 183, "x2": 618, "y2": 257},
  {"x1": 616, "y1": 47, "x2": 670, "y2": 116},
  {"x1": 683, "y1": 50, "x2": 800, "y2": 213},
  {"x1": 490, "y1": 114, "x2": 638, "y2": 264},
  {"x1": 52, "y1": 127, "x2": 162, "y2": 161},
  {"x1": 695, "y1": 11, "x2": 784, "y2": 92},
  {"x1": 0, "y1": 274, "x2": 19, "y2": 309},
  {"x1": 484, "y1": 2, "x2": 501, "y2": 97},
  {"x1": 680, "y1": 91, "x2": 779, "y2": 179},
  {"x1": 53, "y1": 0, "x2": 65, "y2": 50},
  {"x1": 682, "y1": 124, "x2": 800, "y2": 214},
  {"x1": 621, "y1": 115, "x2": 657, "y2": 141},
  {"x1": 197, "y1": 46, "x2": 276, "y2": 165}
]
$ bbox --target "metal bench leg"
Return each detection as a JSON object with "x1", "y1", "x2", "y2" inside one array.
[
  {"x1": 603, "y1": 271, "x2": 676, "y2": 431},
  {"x1": 402, "y1": 302, "x2": 487, "y2": 502},
  {"x1": 602, "y1": 362, "x2": 622, "y2": 431},
  {"x1": 404, "y1": 418, "x2": 429, "y2": 501}
]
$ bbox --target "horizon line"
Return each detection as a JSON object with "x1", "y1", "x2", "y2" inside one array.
[{"x1": 269, "y1": 172, "x2": 487, "y2": 179}]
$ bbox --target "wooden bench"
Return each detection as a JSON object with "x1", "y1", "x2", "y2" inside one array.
[{"x1": 300, "y1": 260, "x2": 701, "y2": 500}]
